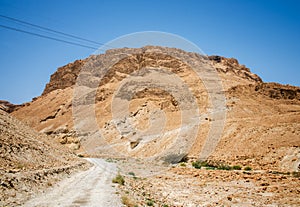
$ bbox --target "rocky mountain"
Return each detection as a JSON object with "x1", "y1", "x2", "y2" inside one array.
[
  {"x1": 10, "y1": 46, "x2": 300, "y2": 172},
  {"x1": 3, "y1": 46, "x2": 300, "y2": 206}
]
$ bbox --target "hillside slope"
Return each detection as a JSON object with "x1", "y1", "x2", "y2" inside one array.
[
  {"x1": 11, "y1": 46, "x2": 300, "y2": 172},
  {"x1": 0, "y1": 109, "x2": 87, "y2": 206}
]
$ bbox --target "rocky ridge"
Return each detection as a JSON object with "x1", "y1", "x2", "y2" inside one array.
[{"x1": 0, "y1": 100, "x2": 24, "y2": 113}]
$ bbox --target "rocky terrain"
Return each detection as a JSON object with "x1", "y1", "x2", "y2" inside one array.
[
  {"x1": 0, "y1": 100, "x2": 24, "y2": 113},
  {"x1": 2, "y1": 46, "x2": 300, "y2": 206},
  {"x1": 0, "y1": 109, "x2": 89, "y2": 206},
  {"x1": 119, "y1": 163, "x2": 300, "y2": 206}
]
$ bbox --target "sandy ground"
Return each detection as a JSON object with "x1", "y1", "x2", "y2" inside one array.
[
  {"x1": 23, "y1": 158, "x2": 122, "y2": 207},
  {"x1": 120, "y1": 164, "x2": 300, "y2": 207}
]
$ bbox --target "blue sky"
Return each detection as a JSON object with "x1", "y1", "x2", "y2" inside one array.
[{"x1": 0, "y1": 0, "x2": 299, "y2": 104}]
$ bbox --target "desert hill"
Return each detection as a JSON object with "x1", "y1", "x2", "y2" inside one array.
[
  {"x1": 0, "y1": 109, "x2": 87, "y2": 206},
  {"x1": 10, "y1": 46, "x2": 300, "y2": 172},
  {"x1": 1, "y1": 46, "x2": 299, "y2": 206}
]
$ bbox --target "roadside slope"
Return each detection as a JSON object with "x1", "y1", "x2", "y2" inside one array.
[{"x1": 0, "y1": 109, "x2": 88, "y2": 206}]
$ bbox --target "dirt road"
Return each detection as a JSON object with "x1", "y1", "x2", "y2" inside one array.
[{"x1": 23, "y1": 158, "x2": 123, "y2": 207}]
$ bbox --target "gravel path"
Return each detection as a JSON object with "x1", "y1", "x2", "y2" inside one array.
[{"x1": 23, "y1": 158, "x2": 123, "y2": 207}]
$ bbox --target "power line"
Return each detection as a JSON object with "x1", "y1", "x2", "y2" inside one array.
[
  {"x1": 0, "y1": 24, "x2": 98, "y2": 50},
  {"x1": 0, "y1": 14, "x2": 113, "y2": 48}
]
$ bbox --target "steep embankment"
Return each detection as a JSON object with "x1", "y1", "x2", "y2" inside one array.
[
  {"x1": 209, "y1": 82, "x2": 300, "y2": 171},
  {"x1": 0, "y1": 109, "x2": 88, "y2": 206}
]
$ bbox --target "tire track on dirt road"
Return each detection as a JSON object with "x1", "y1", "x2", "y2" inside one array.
[{"x1": 23, "y1": 158, "x2": 123, "y2": 207}]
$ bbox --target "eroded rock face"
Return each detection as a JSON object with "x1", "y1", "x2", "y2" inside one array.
[
  {"x1": 208, "y1": 55, "x2": 262, "y2": 86},
  {"x1": 0, "y1": 100, "x2": 24, "y2": 113},
  {"x1": 255, "y1": 83, "x2": 300, "y2": 100},
  {"x1": 42, "y1": 47, "x2": 262, "y2": 97},
  {"x1": 42, "y1": 59, "x2": 85, "y2": 96},
  {"x1": 11, "y1": 46, "x2": 300, "y2": 171},
  {"x1": 228, "y1": 82, "x2": 300, "y2": 100}
]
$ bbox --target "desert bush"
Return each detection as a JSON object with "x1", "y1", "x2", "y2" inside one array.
[
  {"x1": 292, "y1": 171, "x2": 300, "y2": 178},
  {"x1": 192, "y1": 160, "x2": 219, "y2": 169},
  {"x1": 106, "y1": 158, "x2": 116, "y2": 163},
  {"x1": 192, "y1": 160, "x2": 238, "y2": 171},
  {"x1": 112, "y1": 174, "x2": 125, "y2": 185},
  {"x1": 199, "y1": 161, "x2": 211, "y2": 167},
  {"x1": 192, "y1": 161, "x2": 202, "y2": 169},
  {"x1": 244, "y1": 166, "x2": 252, "y2": 171},
  {"x1": 121, "y1": 196, "x2": 137, "y2": 207},
  {"x1": 146, "y1": 200, "x2": 154, "y2": 206},
  {"x1": 217, "y1": 164, "x2": 232, "y2": 170},
  {"x1": 232, "y1": 165, "x2": 242, "y2": 170},
  {"x1": 128, "y1": 172, "x2": 135, "y2": 176},
  {"x1": 128, "y1": 171, "x2": 138, "y2": 180}
]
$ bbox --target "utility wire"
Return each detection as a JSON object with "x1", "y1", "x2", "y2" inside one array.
[
  {"x1": 0, "y1": 14, "x2": 112, "y2": 48},
  {"x1": 1, "y1": 17, "x2": 90, "y2": 46},
  {"x1": 0, "y1": 24, "x2": 98, "y2": 50}
]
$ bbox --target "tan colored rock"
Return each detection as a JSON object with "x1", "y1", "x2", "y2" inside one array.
[
  {"x1": 11, "y1": 46, "x2": 300, "y2": 171},
  {"x1": 0, "y1": 110, "x2": 88, "y2": 206}
]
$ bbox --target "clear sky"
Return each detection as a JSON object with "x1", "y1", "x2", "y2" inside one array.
[{"x1": 0, "y1": 0, "x2": 299, "y2": 104}]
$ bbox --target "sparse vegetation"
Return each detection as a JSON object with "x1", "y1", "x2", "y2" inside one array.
[
  {"x1": 192, "y1": 161, "x2": 245, "y2": 171},
  {"x1": 112, "y1": 173, "x2": 125, "y2": 185},
  {"x1": 233, "y1": 165, "x2": 242, "y2": 170},
  {"x1": 128, "y1": 172, "x2": 135, "y2": 176},
  {"x1": 244, "y1": 166, "x2": 252, "y2": 171},
  {"x1": 292, "y1": 171, "x2": 300, "y2": 178},
  {"x1": 16, "y1": 162, "x2": 25, "y2": 169},
  {"x1": 128, "y1": 171, "x2": 138, "y2": 180},
  {"x1": 192, "y1": 160, "x2": 220, "y2": 169},
  {"x1": 179, "y1": 162, "x2": 186, "y2": 167},
  {"x1": 121, "y1": 195, "x2": 137, "y2": 207},
  {"x1": 270, "y1": 171, "x2": 290, "y2": 175},
  {"x1": 146, "y1": 199, "x2": 154, "y2": 206},
  {"x1": 217, "y1": 164, "x2": 232, "y2": 171},
  {"x1": 106, "y1": 158, "x2": 116, "y2": 163},
  {"x1": 198, "y1": 161, "x2": 211, "y2": 167},
  {"x1": 192, "y1": 161, "x2": 202, "y2": 169}
]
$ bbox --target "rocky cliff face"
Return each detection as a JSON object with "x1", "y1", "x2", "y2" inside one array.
[
  {"x1": 208, "y1": 55, "x2": 262, "y2": 82},
  {"x1": 41, "y1": 47, "x2": 262, "y2": 97},
  {"x1": 11, "y1": 46, "x2": 300, "y2": 172},
  {"x1": 42, "y1": 59, "x2": 85, "y2": 96},
  {"x1": 0, "y1": 100, "x2": 24, "y2": 113}
]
